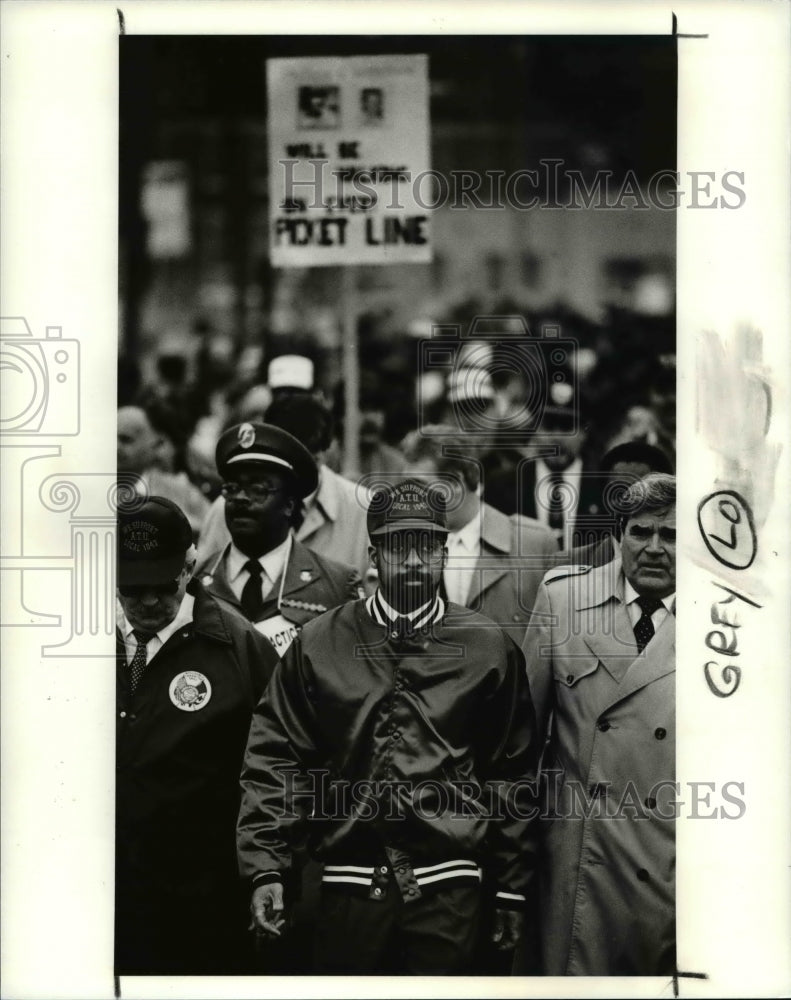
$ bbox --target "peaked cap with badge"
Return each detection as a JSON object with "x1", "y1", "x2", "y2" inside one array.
[{"x1": 215, "y1": 421, "x2": 319, "y2": 499}]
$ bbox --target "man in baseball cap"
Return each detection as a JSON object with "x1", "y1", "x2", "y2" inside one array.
[
  {"x1": 197, "y1": 422, "x2": 361, "y2": 659},
  {"x1": 238, "y1": 475, "x2": 541, "y2": 975},
  {"x1": 115, "y1": 495, "x2": 279, "y2": 975}
]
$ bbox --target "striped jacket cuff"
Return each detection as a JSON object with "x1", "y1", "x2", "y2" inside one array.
[
  {"x1": 494, "y1": 889, "x2": 527, "y2": 912},
  {"x1": 252, "y1": 871, "x2": 283, "y2": 889}
]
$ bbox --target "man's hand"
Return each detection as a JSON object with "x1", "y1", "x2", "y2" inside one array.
[
  {"x1": 491, "y1": 908, "x2": 525, "y2": 951},
  {"x1": 250, "y1": 882, "x2": 286, "y2": 939}
]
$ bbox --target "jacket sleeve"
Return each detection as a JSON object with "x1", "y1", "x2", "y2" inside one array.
[
  {"x1": 237, "y1": 636, "x2": 324, "y2": 886},
  {"x1": 476, "y1": 635, "x2": 541, "y2": 910}
]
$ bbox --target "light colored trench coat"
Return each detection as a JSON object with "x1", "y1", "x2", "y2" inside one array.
[{"x1": 522, "y1": 558, "x2": 675, "y2": 976}]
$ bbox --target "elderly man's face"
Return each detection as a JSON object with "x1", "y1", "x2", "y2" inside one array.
[
  {"x1": 621, "y1": 504, "x2": 676, "y2": 599},
  {"x1": 118, "y1": 563, "x2": 191, "y2": 634}
]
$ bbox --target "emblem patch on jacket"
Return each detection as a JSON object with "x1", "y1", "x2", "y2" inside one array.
[{"x1": 169, "y1": 671, "x2": 212, "y2": 711}]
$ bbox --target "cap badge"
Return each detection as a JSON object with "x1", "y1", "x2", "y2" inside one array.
[
  {"x1": 237, "y1": 422, "x2": 256, "y2": 449},
  {"x1": 122, "y1": 520, "x2": 159, "y2": 553},
  {"x1": 169, "y1": 670, "x2": 212, "y2": 712}
]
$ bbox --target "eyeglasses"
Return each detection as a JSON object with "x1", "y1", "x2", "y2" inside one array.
[
  {"x1": 377, "y1": 532, "x2": 446, "y2": 565},
  {"x1": 118, "y1": 579, "x2": 180, "y2": 598},
  {"x1": 221, "y1": 482, "x2": 283, "y2": 502}
]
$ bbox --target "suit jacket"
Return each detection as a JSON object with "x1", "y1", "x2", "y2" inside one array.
[
  {"x1": 482, "y1": 455, "x2": 607, "y2": 550},
  {"x1": 521, "y1": 560, "x2": 675, "y2": 976},
  {"x1": 444, "y1": 503, "x2": 558, "y2": 646},
  {"x1": 196, "y1": 537, "x2": 362, "y2": 656},
  {"x1": 196, "y1": 465, "x2": 371, "y2": 579}
]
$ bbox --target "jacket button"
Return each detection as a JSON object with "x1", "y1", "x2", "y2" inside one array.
[
  {"x1": 391, "y1": 631, "x2": 399, "y2": 639},
  {"x1": 655, "y1": 727, "x2": 667, "y2": 740},
  {"x1": 119, "y1": 711, "x2": 127, "y2": 719},
  {"x1": 392, "y1": 731, "x2": 401, "y2": 741},
  {"x1": 379, "y1": 865, "x2": 388, "y2": 874},
  {"x1": 566, "y1": 674, "x2": 575, "y2": 684},
  {"x1": 645, "y1": 797, "x2": 657, "y2": 810},
  {"x1": 636, "y1": 868, "x2": 650, "y2": 882},
  {"x1": 597, "y1": 721, "x2": 611, "y2": 732},
  {"x1": 373, "y1": 887, "x2": 382, "y2": 897}
]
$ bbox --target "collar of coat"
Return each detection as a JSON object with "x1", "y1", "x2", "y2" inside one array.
[
  {"x1": 115, "y1": 580, "x2": 235, "y2": 649},
  {"x1": 366, "y1": 589, "x2": 445, "y2": 633}
]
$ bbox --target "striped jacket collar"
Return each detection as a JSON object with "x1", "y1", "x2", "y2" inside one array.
[{"x1": 366, "y1": 588, "x2": 445, "y2": 632}]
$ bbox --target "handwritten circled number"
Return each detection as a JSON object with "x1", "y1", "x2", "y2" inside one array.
[{"x1": 697, "y1": 490, "x2": 757, "y2": 570}]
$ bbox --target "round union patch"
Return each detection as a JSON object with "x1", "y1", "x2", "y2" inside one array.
[{"x1": 169, "y1": 670, "x2": 212, "y2": 712}]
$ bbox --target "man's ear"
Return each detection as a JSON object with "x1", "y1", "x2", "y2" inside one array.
[{"x1": 368, "y1": 545, "x2": 378, "y2": 567}]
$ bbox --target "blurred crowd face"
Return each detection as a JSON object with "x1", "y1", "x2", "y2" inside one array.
[
  {"x1": 118, "y1": 406, "x2": 160, "y2": 474},
  {"x1": 222, "y1": 465, "x2": 295, "y2": 558},
  {"x1": 620, "y1": 504, "x2": 676, "y2": 600},
  {"x1": 117, "y1": 559, "x2": 193, "y2": 634},
  {"x1": 371, "y1": 530, "x2": 447, "y2": 614},
  {"x1": 541, "y1": 424, "x2": 586, "y2": 472}
]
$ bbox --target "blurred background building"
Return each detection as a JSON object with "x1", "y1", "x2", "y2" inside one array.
[{"x1": 119, "y1": 35, "x2": 676, "y2": 498}]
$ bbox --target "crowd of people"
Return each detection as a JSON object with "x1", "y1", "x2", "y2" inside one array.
[{"x1": 116, "y1": 317, "x2": 676, "y2": 977}]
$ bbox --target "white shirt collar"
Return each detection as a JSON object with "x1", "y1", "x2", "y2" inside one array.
[
  {"x1": 227, "y1": 534, "x2": 292, "y2": 585},
  {"x1": 447, "y1": 509, "x2": 481, "y2": 552},
  {"x1": 624, "y1": 579, "x2": 675, "y2": 612},
  {"x1": 120, "y1": 591, "x2": 195, "y2": 644},
  {"x1": 536, "y1": 456, "x2": 584, "y2": 481}
]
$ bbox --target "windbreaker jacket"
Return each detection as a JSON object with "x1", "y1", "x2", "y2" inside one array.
[
  {"x1": 521, "y1": 559, "x2": 675, "y2": 975},
  {"x1": 237, "y1": 595, "x2": 541, "y2": 910},
  {"x1": 116, "y1": 580, "x2": 279, "y2": 897}
]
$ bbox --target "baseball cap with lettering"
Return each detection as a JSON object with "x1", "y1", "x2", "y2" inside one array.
[
  {"x1": 367, "y1": 478, "x2": 449, "y2": 538},
  {"x1": 117, "y1": 495, "x2": 193, "y2": 586}
]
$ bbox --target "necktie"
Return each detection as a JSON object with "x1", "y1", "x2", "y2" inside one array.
[
  {"x1": 129, "y1": 629, "x2": 155, "y2": 693},
  {"x1": 241, "y1": 559, "x2": 266, "y2": 621},
  {"x1": 633, "y1": 595, "x2": 664, "y2": 653},
  {"x1": 547, "y1": 471, "x2": 566, "y2": 541}
]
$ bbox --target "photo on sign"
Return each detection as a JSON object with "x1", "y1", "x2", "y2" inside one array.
[
  {"x1": 297, "y1": 85, "x2": 340, "y2": 129},
  {"x1": 360, "y1": 86, "x2": 385, "y2": 126}
]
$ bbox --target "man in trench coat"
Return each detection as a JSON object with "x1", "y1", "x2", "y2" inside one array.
[{"x1": 521, "y1": 473, "x2": 676, "y2": 976}]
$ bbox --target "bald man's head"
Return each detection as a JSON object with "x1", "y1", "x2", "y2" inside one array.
[{"x1": 117, "y1": 406, "x2": 161, "y2": 474}]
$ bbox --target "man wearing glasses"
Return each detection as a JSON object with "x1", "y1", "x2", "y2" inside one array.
[
  {"x1": 237, "y1": 477, "x2": 542, "y2": 974},
  {"x1": 115, "y1": 495, "x2": 279, "y2": 974},
  {"x1": 197, "y1": 421, "x2": 362, "y2": 657}
]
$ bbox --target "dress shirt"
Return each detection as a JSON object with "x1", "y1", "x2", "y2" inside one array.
[
  {"x1": 225, "y1": 535, "x2": 292, "y2": 603},
  {"x1": 121, "y1": 592, "x2": 195, "y2": 667},
  {"x1": 623, "y1": 579, "x2": 675, "y2": 631},
  {"x1": 534, "y1": 458, "x2": 583, "y2": 551},
  {"x1": 443, "y1": 510, "x2": 481, "y2": 606}
]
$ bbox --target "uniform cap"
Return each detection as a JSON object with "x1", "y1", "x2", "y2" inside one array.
[
  {"x1": 215, "y1": 421, "x2": 318, "y2": 499},
  {"x1": 117, "y1": 495, "x2": 193, "y2": 586},
  {"x1": 367, "y1": 478, "x2": 449, "y2": 538},
  {"x1": 267, "y1": 354, "x2": 314, "y2": 391}
]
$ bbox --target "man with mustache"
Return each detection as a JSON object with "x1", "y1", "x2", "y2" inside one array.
[
  {"x1": 521, "y1": 473, "x2": 676, "y2": 975},
  {"x1": 238, "y1": 477, "x2": 542, "y2": 974}
]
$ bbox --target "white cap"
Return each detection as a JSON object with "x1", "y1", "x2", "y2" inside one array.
[
  {"x1": 447, "y1": 366, "x2": 495, "y2": 403},
  {"x1": 267, "y1": 354, "x2": 314, "y2": 390}
]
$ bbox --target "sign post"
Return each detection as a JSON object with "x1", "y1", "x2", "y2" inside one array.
[{"x1": 267, "y1": 54, "x2": 431, "y2": 476}]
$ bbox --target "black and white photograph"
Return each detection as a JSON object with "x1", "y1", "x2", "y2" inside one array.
[{"x1": 1, "y1": 2, "x2": 790, "y2": 998}]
